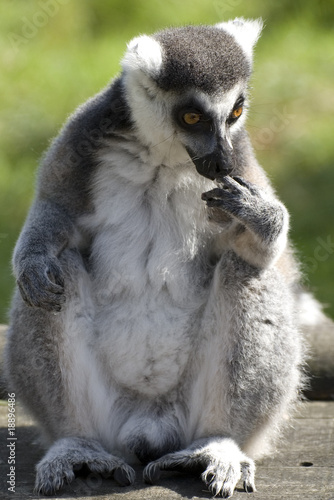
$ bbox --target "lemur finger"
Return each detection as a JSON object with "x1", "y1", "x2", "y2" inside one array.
[
  {"x1": 218, "y1": 175, "x2": 243, "y2": 193},
  {"x1": 201, "y1": 188, "x2": 233, "y2": 202},
  {"x1": 232, "y1": 176, "x2": 260, "y2": 195},
  {"x1": 18, "y1": 273, "x2": 65, "y2": 311},
  {"x1": 241, "y1": 459, "x2": 256, "y2": 494},
  {"x1": 46, "y1": 261, "x2": 65, "y2": 288},
  {"x1": 143, "y1": 462, "x2": 161, "y2": 484},
  {"x1": 113, "y1": 465, "x2": 136, "y2": 486}
]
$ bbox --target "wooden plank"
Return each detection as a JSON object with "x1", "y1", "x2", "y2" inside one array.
[{"x1": 0, "y1": 401, "x2": 333, "y2": 500}]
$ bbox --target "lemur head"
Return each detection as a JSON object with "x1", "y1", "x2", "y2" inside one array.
[{"x1": 121, "y1": 19, "x2": 263, "y2": 179}]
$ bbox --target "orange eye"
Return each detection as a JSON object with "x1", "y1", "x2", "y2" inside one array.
[
  {"x1": 183, "y1": 112, "x2": 201, "y2": 125},
  {"x1": 232, "y1": 106, "x2": 243, "y2": 119}
]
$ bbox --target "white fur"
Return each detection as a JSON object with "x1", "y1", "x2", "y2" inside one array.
[
  {"x1": 297, "y1": 291, "x2": 327, "y2": 327},
  {"x1": 216, "y1": 18, "x2": 263, "y2": 61},
  {"x1": 122, "y1": 35, "x2": 163, "y2": 77},
  {"x1": 121, "y1": 36, "x2": 166, "y2": 151}
]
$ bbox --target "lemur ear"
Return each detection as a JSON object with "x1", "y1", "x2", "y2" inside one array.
[
  {"x1": 121, "y1": 35, "x2": 163, "y2": 77},
  {"x1": 215, "y1": 18, "x2": 263, "y2": 61}
]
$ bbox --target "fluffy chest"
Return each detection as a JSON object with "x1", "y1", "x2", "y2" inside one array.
[
  {"x1": 79, "y1": 151, "x2": 214, "y2": 395},
  {"x1": 83, "y1": 147, "x2": 215, "y2": 300}
]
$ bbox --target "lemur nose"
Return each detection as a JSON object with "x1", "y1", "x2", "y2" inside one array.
[
  {"x1": 214, "y1": 157, "x2": 233, "y2": 177},
  {"x1": 216, "y1": 162, "x2": 232, "y2": 174}
]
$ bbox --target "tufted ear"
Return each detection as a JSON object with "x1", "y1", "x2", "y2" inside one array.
[
  {"x1": 121, "y1": 35, "x2": 163, "y2": 77},
  {"x1": 215, "y1": 18, "x2": 263, "y2": 61}
]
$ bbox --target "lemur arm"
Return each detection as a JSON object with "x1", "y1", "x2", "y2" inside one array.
[{"x1": 12, "y1": 78, "x2": 130, "y2": 312}]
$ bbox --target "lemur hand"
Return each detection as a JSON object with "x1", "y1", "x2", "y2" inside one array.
[
  {"x1": 202, "y1": 175, "x2": 287, "y2": 245},
  {"x1": 17, "y1": 255, "x2": 65, "y2": 312}
]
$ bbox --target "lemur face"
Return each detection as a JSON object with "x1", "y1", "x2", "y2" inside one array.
[
  {"x1": 171, "y1": 84, "x2": 247, "y2": 179},
  {"x1": 121, "y1": 20, "x2": 262, "y2": 177}
]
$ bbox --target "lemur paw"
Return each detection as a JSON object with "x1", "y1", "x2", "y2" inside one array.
[
  {"x1": 202, "y1": 458, "x2": 256, "y2": 498},
  {"x1": 34, "y1": 437, "x2": 135, "y2": 495},
  {"x1": 202, "y1": 175, "x2": 287, "y2": 243},
  {"x1": 17, "y1": 256, "x2": 65, "y2": 312},
  {"x1": 202, "y1": 175, "x2": 263, "y2": 214},
  {"x1": 143, "y1": 438, "x2": 255, "y2": 498}
]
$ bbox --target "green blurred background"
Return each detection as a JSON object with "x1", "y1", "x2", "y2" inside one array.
[{"x1": 1, "y1": 0, "x2": 333, "y2": 322}]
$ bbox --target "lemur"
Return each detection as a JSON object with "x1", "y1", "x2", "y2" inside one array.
[{"x1": 5, "y1": 19, "x2": 307, "y2": 498}]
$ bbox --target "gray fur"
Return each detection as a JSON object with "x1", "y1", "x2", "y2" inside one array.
[
  {"x1": 5, "y1": 19, "x2": 307, "y2": 498},
  {"x1": 153, "y1": 25, "x2": 250, "y2": 92}
]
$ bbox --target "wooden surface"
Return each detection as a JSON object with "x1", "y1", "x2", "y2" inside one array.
[{"x1": 0, "y1": 401, "x2": 333, "y2": 500}]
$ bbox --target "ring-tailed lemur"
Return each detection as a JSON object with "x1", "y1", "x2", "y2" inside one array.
[{"x1": 5, "y1": 19, "x2": 307, "y2": 498}]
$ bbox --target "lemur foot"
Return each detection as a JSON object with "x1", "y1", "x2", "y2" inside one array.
[
  {"x1": 34, "y1": 437, "x2": 135, "y2": 495},
  {"x1": 143, "y1": 437, "x2": 255, "y2": 498}
]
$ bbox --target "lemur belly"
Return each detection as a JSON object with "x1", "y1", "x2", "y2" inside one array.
[{"x1": 94, "y1": 289, "x2": 199, "y2": 396}]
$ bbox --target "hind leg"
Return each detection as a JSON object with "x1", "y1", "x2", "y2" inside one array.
[
  {"x1": 35, "y1": 437, "x2": 135, "y2": 495},
  {"x1": 143, "y1": 437, "x2": 255, "y2": 498}
]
